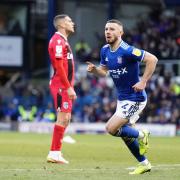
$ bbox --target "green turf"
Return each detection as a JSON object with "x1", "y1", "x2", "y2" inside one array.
[{"x1": 0, "y1": 132, "x2": 180, "y2": 180}]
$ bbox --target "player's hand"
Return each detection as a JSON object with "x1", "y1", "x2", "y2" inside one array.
[
  {"x1": 67, "y1": 87, "x2": 77, "y2": 100},
  {"x1": 86, "y1": 61, "x2": 96, "y2": 73},
  {"x1": 132, "y1": 80, "x2": 146, "y2": 92}
]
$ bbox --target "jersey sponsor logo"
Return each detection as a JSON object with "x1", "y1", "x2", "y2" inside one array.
[
  {"x1": 132, "y1": 48, "x2": 141, "y2": 56},
  {"x1": 109, "y1": 67, "x2": 128, "y2": 75},
  {"x1": 109, "y1": 67, "x2": 128, "y2": 78},
  {"x1": 55, "y1": 45, "x2": 62, "y2": 57},
  {"x1": 63, "y1": 102, "x2": 69, "y2": 109}
]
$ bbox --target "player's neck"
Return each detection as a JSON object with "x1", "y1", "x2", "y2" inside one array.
[
  {"x1": 110, "y1": 38, "x2": 122, "y2": 51},
  {"x1": 58, "y1": 29, "x2": 69, "y2": 39}
]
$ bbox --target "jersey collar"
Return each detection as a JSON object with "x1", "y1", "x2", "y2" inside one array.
[
  {"x1": 110, "y1": 39, "x2": 122, "y2": 52},
  {"x1": 56, "y1": 32, "x2": 67, "y2": 41}
]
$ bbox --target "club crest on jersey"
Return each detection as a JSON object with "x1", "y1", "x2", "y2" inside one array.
[
  {"x1": 117, "y1": 56, "x2": 122, "y2": 64},
  {"x1": 132, "y1": 48, "x2": 141, "y2": 56},
  {"x1": 63, "y1": 102, "x2": 69, "y2": 109},
  {"x1": 105, "y1": 57, "x2": 109, "y2": 62}
]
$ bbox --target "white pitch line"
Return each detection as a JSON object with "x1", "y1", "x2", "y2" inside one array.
[
  {"x1": 1, "y1": 164, "x2": 180, "y2": 172},
  {"x1": 0, "y1": 168, "x2": 106, "y2": 172},
  {"x1": 0, "y1": 169, "x2": 45, "y2": 171}
]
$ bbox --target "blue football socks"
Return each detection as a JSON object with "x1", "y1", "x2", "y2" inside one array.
[
  {"x1": 122, "y1": 137, "x2": 146, "y2": 162},
  {"x1": 114, "y1": 125, "x2": 139, "y2": 138}
]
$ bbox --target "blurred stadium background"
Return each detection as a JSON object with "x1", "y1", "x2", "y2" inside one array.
[{"x1": 0, "y1": 0, "x2": 180, "y2": 135}]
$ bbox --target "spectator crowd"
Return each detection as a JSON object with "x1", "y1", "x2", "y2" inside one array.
[
  {"x1": 0, "y1": 7, "x2": 180, "y2": 126},
  {"x1": 0, "y1": 69, "x2": 179, "y2": 126},
  {"x1": 75, "y1": 7, "x2": 180, "y2": 63}
]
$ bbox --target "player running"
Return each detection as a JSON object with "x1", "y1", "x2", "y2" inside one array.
[{"x1": 87, "y1": 19, "x2": 157, "y2": 174}]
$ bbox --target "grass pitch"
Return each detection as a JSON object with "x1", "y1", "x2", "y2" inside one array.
[{"x1": 0, "y1": 132, "x2": 180, "y2": 180}]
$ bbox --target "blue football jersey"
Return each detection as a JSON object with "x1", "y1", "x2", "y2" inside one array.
[{"x1": 100, "y1": 40, "x2": 147, "y2": 102}]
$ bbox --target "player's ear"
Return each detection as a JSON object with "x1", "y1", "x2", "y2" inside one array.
[
  {"x1": 57, "y1": 19, "x2": 66, "y2": 29},
  {"x1": 119, "y1": 25, "x2": 124, "y2": 36},
  {"x1": 120, "y1": 30, "x2": 124, "y2": 36}
]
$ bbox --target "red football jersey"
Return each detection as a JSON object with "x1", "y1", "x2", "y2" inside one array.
[{"x1": 48, "y1": 32, "x2": 75, "y2": 89}]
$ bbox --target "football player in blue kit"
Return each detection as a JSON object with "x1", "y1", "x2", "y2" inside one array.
[{"x1": 86, "y1": 19, "x2": 158, "y2": 175}]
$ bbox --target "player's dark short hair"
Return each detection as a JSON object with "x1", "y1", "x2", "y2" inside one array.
[
  {"x1": 53, "y1": 14, "x2": 68, "y2": 29},
  {"x1": 107, "y1": 19, "x2": 123, "y2": 27}
]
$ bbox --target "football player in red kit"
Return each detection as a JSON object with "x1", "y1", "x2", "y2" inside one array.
[{"x1": 47, "y1": 14, "x2": 77, "y2": 164}]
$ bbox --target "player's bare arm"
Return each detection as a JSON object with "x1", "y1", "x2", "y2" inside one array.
[
  {"x1": 86, "y1": 61, "x2": 108, "y2": 77},
  {"x1": 132, "y1": 52, "x2": 158, "y2": 92}
]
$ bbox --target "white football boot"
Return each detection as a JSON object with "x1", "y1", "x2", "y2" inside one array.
[{"x1": 47, "y1": 151, "x2": 69, "y2": 164}]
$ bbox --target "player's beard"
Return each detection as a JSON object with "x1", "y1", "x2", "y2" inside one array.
[{"x1": 106, "y1": 36, "x2": 118, "y2": 45}]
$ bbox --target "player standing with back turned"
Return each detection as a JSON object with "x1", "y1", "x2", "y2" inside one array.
[
  {"x1": 87, "y1": 19, "x2": 158, "y2": 174},
  {"x1": 47, "y1": 14, "x2": 77, "y2": 164}
]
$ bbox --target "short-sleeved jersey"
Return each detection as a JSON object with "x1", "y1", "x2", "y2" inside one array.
[
  {"x1": 48, "y1": 32, "x2": 75, "y2": 89},
  {"x1": 100, "y1": 40, "x2": 147, "y2": 102}
]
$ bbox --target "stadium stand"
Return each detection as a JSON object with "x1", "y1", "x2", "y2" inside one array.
[
  {"x1": 0, "y1": 1, "x2": 179, "y2": 131},
  {"x1": 0, "y1": 68, "x2": 179, "y2": 125}
]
